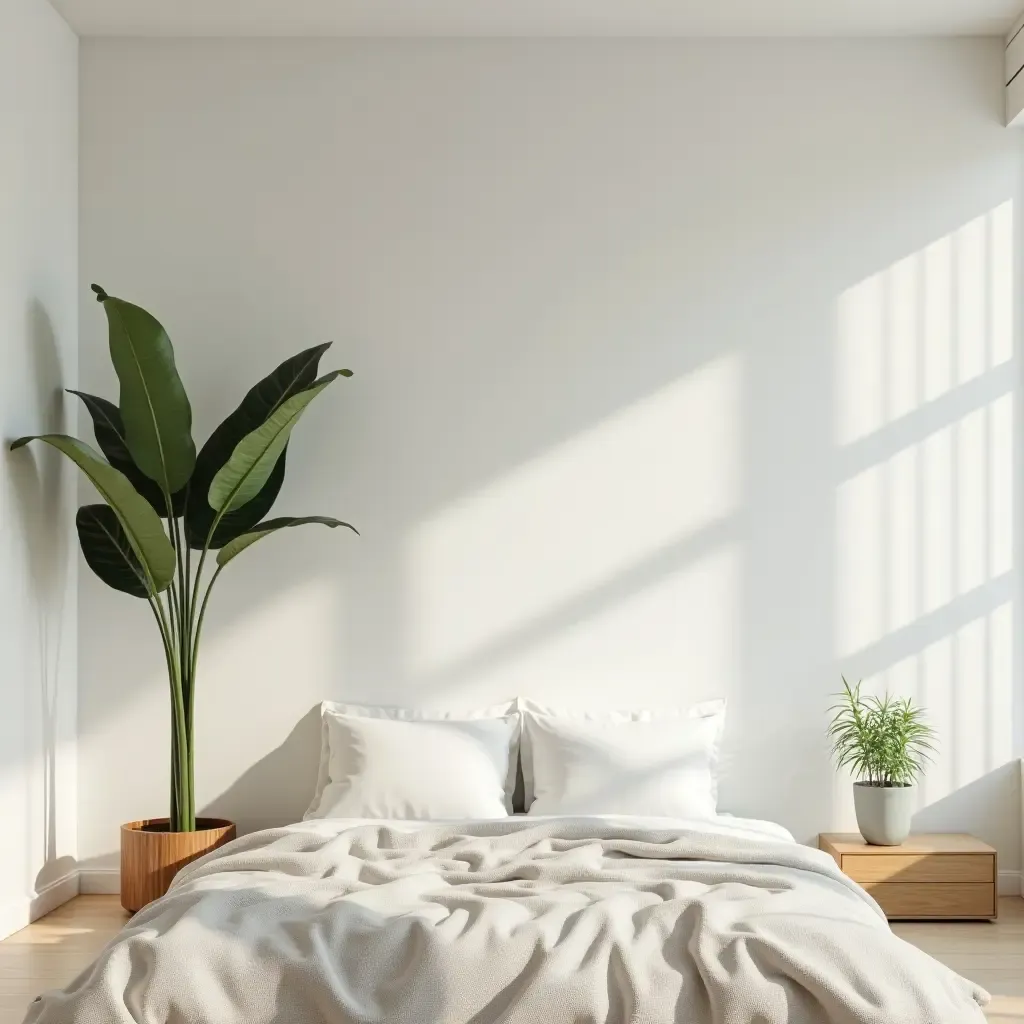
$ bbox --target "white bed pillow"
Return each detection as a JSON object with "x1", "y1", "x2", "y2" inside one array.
[
  {"x1": 305, "y1": 701, "x2": 520, "y2": 821},
  {"x1": 520, "y1": 699, "x2": 726, "y2": 819}
]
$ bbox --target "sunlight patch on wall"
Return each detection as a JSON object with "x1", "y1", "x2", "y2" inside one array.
[
  {"x1": 836, "y1": 201, "x2": 1013, "y2": 447},
  {"x1": 956, "y1": 214, "x2": 986, "y2": 384},
  {"x1": 957, "y1": 407, "x2": 986, "y2": 595},
  {"x1": 922, "y1": 235, "x2": 952, "y2": 403},
  {"x1": 919, "y1": 636, "x2": 954, "y2": 804},
  {"x1": 952, "y1": 615, "x2": 987, "y2": 791},
  {"x1": 831, "y1": 598, "x2": 1013, "y2": 827},
  {"x1": 952, "y1": 202, "x2": 1014, "y2": 378},
  {"x1": 834, "y1": 202, "x2": 1014, "y2": 660},
  {"x1": 921, "y1": 426, "x2": 953, "y2": 615},
  {"x1": 407, "y1": 355, "x2": 742, "y2": 674},
  {"x1": 835, "y1": 398, "x2": 1013, "y2": 659},
  {"x1": 887, "y1": 252, "x2": 919, "y2": 423},
  {"x1": 887, "y1": 444, "x2": 917, "y2": 632},
  {"x1": 990, "y1": 201, "x2": 1014, "y2": 367},
  {"x1": 435, "y1": 546, "x2": 741, "y2": 708},
  {"x1": 989, "y1": 392, "x2": 1013, "y2": 579},
  {"x1": 987, "y1": 600, "x2": 1014, "y2": 771},
  {"x1": 907, "y1": 602, "x2": 1012, "y2": 809},
  {"x1": 831, "y1": 201, "x2": 1015, "y2": 834}
]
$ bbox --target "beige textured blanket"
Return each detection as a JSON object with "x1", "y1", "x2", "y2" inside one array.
[{"x1": 26, "y1": 819, "x2": 988, "y2": 1023}]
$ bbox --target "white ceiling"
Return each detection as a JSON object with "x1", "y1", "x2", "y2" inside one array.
[{"x1": 50, "y1": 0, "x2": 1023, "y2": 38}]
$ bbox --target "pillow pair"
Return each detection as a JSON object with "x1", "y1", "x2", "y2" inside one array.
[{"x1": 305, "y1": 698, "x2": 726, "y2": 822}]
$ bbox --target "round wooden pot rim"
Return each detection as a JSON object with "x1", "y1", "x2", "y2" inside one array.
[{"x1": 121, "y1": 817, "x2": 235, "y2": 835}]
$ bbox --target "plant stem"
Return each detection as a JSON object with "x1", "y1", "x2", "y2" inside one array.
[
  {"x1": 184, "y1": 530, "x2": 216, "y2": 813},
  {"x1": 172, "y1": 514, "x2": 191, "y2": 728},
  {"x1": 148, "y1": 595, "x2": 185, "y2": 828},
  {"x1": 182, "y1": 541, "x2": 194, "y2": 826},
  {"x1": 189, "y1": 547, "x2": 210, "y2": 646},
  {"x1": 190, "y1": 566, "x2": 222, "y2": 684},
  {"x1": 167, "y1": 506, "x2": 232, "y2": 832},
  {"x1": 184, "y1": 564, "x2": 214, "y2": 828},
  {"x1": 155, "y1": 587, "x2": 191, "y2": 830},
  {"x1": 169, "y1": 645, "x2": 192, "y2": 830},
  {"x1": 160, "y1": 493, "x2": 189, "y2": 831},
  {"x1": 161, "y1": 493, "x2": 195, "y2": 832}
]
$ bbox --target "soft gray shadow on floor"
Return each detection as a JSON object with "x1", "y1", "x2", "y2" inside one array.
[{"x1": 201, "y1": 705, "x2": 323, "y2": 834}]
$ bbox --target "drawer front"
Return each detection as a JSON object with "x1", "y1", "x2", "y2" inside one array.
[
  {"x1": 862, "y1": 882, "x2": 995, "y2": 919},
  {"x1": 842, "y1": 853, "x2": 993, "y2": 884}
]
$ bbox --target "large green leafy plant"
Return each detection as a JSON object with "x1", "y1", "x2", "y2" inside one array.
[
  {"x1": 827, "y1": 678, "x2": 936, "y2": 787},
  {"x1": 11, "y1": 286, "x2": 356, "y2": 832}
]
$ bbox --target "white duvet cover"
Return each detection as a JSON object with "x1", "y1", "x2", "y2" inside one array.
[{"x1": 25, "y1": 815, "x2": 988, "y2": 1024}]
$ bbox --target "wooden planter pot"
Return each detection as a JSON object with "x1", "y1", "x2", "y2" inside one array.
[{"x1": 120, "y1": 817, "x2": 236, "y2": 912}]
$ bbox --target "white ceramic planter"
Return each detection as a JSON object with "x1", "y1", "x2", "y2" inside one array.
[{"x1": 853, "y1": 782, "x2": 915, "y2": 846}]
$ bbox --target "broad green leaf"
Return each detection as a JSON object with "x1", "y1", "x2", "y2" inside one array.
[
  {"x1": 217, "y1": 516, "x2": 358, "y2": 567},
  {"x1": 67, "y1": 390, "x2": 186, "y2": 516},
  {"x1": 77, "y1": 504, "x2": 150, "y2": 597},
  {"x1": 188, "y1": 451, "x2": 286, "y2": 549},
  {"x1": 185, "y1": 343, "x2": 344, "y2": 549},
  {"x1": 208, "y1": 372, "x2": 343, "y2": 514},
  {"x1": 10, "y1": 433, "x2": 175, "y2": 592},
  {"x1": 93, "y1": 284, "x2": 196, "y2": 494}
]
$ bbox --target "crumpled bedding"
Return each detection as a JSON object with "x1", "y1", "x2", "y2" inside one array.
[{"x1": 25, "y1": 817, "x2": 988, "y2": 1023}]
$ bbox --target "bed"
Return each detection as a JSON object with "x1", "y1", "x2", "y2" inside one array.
[{"x1": 25, "y1": 813, "x2": 988, "y2": 1023}]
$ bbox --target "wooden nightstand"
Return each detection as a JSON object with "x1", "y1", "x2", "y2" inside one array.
[{"x1": 818, "y1": 833, "x2": 997, "y2": 921}]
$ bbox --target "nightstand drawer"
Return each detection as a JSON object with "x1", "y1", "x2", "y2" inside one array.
[
  {"x1": 842, "y1": 853, "x2": 993, "y2": 885},
  {"x1": 862, "y1": 882, "x2": 995, "y2": 920},
  {"x1": 818, "y1": 834, "x2": 998, "y2": 921}
]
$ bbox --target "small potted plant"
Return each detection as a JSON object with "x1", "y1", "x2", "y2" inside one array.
[
  {"x1": 11, "y1": 286, "x2": 357, "y2": 910},
  {"x1": 827, "y1": 677, "x2": 937, "y2": 846}
]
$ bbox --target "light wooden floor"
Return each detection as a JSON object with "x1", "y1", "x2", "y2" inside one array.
[
  {"x1": 1, "y1": 896, "x2": 1022, "y2": 1022},
  {"x1": 891, "y1": 899, "x2": 1024, "y2": 1023}
]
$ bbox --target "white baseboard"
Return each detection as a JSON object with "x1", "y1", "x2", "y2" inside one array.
[
  {"x1": 78, "y1": 869, "x2": 120, "y2": 895},
  {"x1": 999, "y1": 870, "x2": 1022, "y2": 897},
  {"x1": 0, "y1": 871, "x2": 80, "y2": 941},
  {"x1": 0, "y1": 867, "x2": 122, "y2": 939}
]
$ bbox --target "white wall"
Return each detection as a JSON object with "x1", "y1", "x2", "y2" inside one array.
[
  {"x1": 78, "y1": 38, "x2": 1024, "y2": 885},
  {"x1": 0, "y1": 0, "x2": 79, "y2": 936}
]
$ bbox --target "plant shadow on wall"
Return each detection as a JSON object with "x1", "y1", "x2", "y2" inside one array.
[
  {"x1": 831, "y1": 199, "x2": 1019, "y2": 858},
  {"x1": 9, "y1": 286, "x2": 358, "y2": 840},
  {"x1": 6, "y1": 301, "x2": 76, "y2": 891}
]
